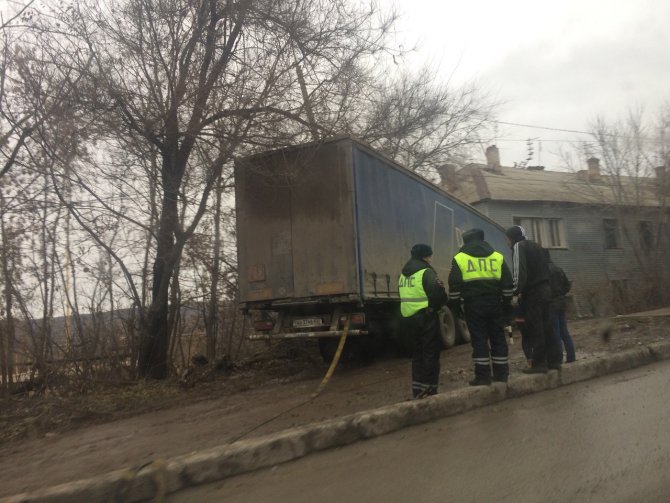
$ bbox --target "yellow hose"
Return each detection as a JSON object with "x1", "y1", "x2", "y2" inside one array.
[{"x1": 313, "y1": 317, "x2": 350, "y2": 397}]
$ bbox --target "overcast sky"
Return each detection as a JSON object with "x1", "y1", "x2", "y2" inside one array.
[{"x1": 392, "y1": 0, "x2": 670, "y2": 169}]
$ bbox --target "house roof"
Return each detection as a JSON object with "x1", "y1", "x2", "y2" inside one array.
[{"x1": 450, "y1": 163, "x2": 665, "y2": 208}]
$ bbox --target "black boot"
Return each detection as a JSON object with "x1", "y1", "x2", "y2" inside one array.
[
  {"x1": 522, "y1": 365, "x2": 548, "y2": 374},
  {"x1": 469, "y1": 376, "x2": 492, "y2": 386}
]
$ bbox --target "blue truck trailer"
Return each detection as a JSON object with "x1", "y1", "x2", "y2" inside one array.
[{"x1": 235, "y1": 136, "x2": 510, "y2": 361}]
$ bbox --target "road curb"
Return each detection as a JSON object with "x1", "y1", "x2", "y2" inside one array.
[
  {"x1": 3, "y1": 340, "x2": 670, "y2": 503},
  {"x1": 647, "y1": 339, "x2": 670, "y2": 360}
]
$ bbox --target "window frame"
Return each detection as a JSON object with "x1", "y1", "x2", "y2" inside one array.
[
  {"x1": 603, "y1": 218, "x2": 621, "y2": 250},
  {"x1": 638, "y1": 220, "x2": 654, "y2": 251},
  {"x1": 512, "y1": 215, "x2": 568, "y2": 249}
]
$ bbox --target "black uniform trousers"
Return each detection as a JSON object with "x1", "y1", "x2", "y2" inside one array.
[
  {"x1": 405, "y1": 309, "x2": 441, "y2": 398},
  {"x1": 464, "y1": 297, "x2": 508, "y2": 380},
  {"x1": 522, "y1": 281, "x2": 562, "y2": 368}
]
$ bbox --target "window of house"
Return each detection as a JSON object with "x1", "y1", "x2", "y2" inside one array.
[
  {"x1": 638, "y1": 221, "x2": 653, "y2": 250},
  {"x1": 603, "y1": 219, "x2": 620, "y2": 249},
  {"x1": 513, "y1": 217, "x2": 567, "y2": 248}
]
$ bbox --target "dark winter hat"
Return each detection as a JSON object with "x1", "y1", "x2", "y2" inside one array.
[
  {"x1": 462, "y1": 228, "x2": 485, "y2": 244},
  {"x1": 411, "y1": 243, "x2": 433, "y2": 259},
  {"x1": 505, "y1": 225, "x2": 526, "y2": 244}
]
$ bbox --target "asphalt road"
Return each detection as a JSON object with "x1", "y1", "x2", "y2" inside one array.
[{"x1": 170, "y1": 359, "x2": 670, "y2": 503}]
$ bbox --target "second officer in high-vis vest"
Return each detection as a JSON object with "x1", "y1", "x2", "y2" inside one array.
[
  {"x1": 398, "y1": 244, "x2": 447, "y2": 398},
  {"x1": 448, "y1": 228, "x2": 514, "y2": 385}
]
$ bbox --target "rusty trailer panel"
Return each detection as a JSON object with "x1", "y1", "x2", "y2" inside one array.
[{"x1": 235, "y1": 138, "x2": 359, "y2": 305}]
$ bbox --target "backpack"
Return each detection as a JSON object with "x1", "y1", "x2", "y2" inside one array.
[{"x1": 549, "y1": 264, "x2": 571, "y2": 298}]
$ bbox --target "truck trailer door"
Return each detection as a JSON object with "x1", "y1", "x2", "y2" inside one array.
[{"x1": 235, "y1": 160, "x2": 295, "y2": 302}]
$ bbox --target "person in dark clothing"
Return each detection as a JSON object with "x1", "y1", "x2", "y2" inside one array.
[
  {"x1": 544, "y1": 249, "x2": 576, "y2": 363},
  {"x1": 398, "y1": 243, "x2": 447, "y2": 398},
  {"x1": 513, "y1": 304, "x2": 534, "y2": 366},
  {"x1": 448, "y1": 228, "x2": 514, "y2": 385},
  {"x1": 506, "y1": 225, "x2": 562, "y2": 373}
]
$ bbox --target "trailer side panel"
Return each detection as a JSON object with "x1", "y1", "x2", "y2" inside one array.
[{"x1": 352, "y1": 144, "x2": 510, "y2": 301}]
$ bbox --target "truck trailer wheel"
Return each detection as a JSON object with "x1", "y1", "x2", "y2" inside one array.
[
  {"x1": 318, "y1": 338, "x2": 356, "y2": 363},
  {"x1": 438, "y1": 308, "x2": 457, "y2": 349},
  {"x1": 318, "y1": 338, "x2": 338, "y2": 363},
  {"x1": 358, "y1": 320, "x2": 385, "y2": 362},
  {"x1": 455, "y1": 317, "x2": 471, "y2": 344}
]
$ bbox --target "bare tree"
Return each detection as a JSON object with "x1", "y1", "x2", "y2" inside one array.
[
  {"x1": 31, "y1": 0, "x2": 398, "y2": 378},
  {"x1": 354, "y1": 68, "x2": 495, "y2": 176},
  {"x1": 0, "y1": 2, "x2": 89, "y2": 181},
  {"x1": 0, "y1": 144, "x2": 45, "y2": 385},
  {"x1": 565, "y1": 108, "x2": 670, "y2": 309},
  {"x1": 283, "y1": 50, "x2": 497, "y2": 177},
  {"x1": 0, "y1": 186, "x2": 22, "y2": 385},
  {"x1": 2, "y1": 0, "x2": 498, "y2": 382}
]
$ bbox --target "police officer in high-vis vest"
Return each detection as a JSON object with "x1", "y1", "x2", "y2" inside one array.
[
  {"x1": 398, "y1": 243, "x2": 447, "y2": 398},
  {"x1": 448, "y1": 229, "x2": 514, "y2": 385}
]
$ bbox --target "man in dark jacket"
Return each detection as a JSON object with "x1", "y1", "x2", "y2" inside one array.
[
  {"x1": 448, "y1": 228, "x2": 514, "y2": 385},
  {"x1": 506, "y1": 225, "x2": 562, "y2": 373},
  {"x1": 545, "y1": 249, "x2": 576, "y2": 363},
  {"x1": 399, "y1": 243, "x2": 447, "y2": 398}
]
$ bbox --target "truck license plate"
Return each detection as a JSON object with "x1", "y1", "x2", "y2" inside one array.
[{"x1": 293, "y1": 317, "x2": 323, "y2": 328}]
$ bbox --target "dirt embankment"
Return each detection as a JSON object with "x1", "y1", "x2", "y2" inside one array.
[{"x1": 0, "y1": 313, "x2": 668, "y2": 498}]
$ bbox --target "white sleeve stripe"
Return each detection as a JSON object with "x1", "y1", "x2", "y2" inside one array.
[{"x1": 512, "y1": 242, "x2": 520, "y2": 290}]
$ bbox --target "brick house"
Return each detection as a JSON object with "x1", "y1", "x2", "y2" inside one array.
[{"x1": 441, "y1": 146, "x2": 670, "y2": 316}]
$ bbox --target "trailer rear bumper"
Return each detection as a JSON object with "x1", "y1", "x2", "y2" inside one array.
[{"x1": 248, "y1": 329, "x2": 368, "y2": 341}]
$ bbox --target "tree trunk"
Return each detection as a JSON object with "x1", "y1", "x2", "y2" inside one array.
[
  {"x1": 38, "y1": 178, "x2": 51, "y2": 371},
  {"x1": 0, "y1": 197, "x2": 16, "y2": 385},
  {"x1": 205, "y1": 177, "x2": 223, "y2": 360},
  {"x1": 167, "y1": 257, "x2": 182, "y2": 366},
  {"x1": 0, "y1": 324, "x2": 6, "y2": 387},
  {"x1": 138, "y1": 157, "x2": 182, "y2": 378}
]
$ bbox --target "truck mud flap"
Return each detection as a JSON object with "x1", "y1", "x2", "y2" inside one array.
[{"x1": 248, "y1": 329, "x2": 367, "y2": 341}]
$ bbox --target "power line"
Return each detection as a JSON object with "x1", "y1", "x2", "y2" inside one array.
[
  {"x1": 491, "y1": 138, "x2": 595, "y2": 143},
  {"x1": 485, "y1": 119, "x2": 594, "y2": 136},
  {"x1": 482, "y1": 118, "x2": 667, "y2": 143}
]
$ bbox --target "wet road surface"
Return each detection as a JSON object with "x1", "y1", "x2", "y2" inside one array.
[{"x1": 171, "y1": 359, "x2": 670, "y2": 502}]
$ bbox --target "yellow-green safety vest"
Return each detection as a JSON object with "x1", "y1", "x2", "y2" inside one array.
[
  {"x1": 398, "y1": 268, "x2": 429, "y2": 317},
  {"x1": 454, "y1": 251, "x2": 504, "y2": 281}
]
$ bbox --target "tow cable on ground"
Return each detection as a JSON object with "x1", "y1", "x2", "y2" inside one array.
[
  {"x1": 117, "y1": 321, "x2": 351, "y2": 502},
  {"x1": 228, "y1": 318, "x2": 351, "y2": 444},
  {"x1": 113, "y1": 322, "x2": 353, "y2": 502}
]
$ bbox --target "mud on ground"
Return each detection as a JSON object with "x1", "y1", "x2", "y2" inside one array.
[{"x1": 0, "y1": 313, "x2": 668, "y2": 498}]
